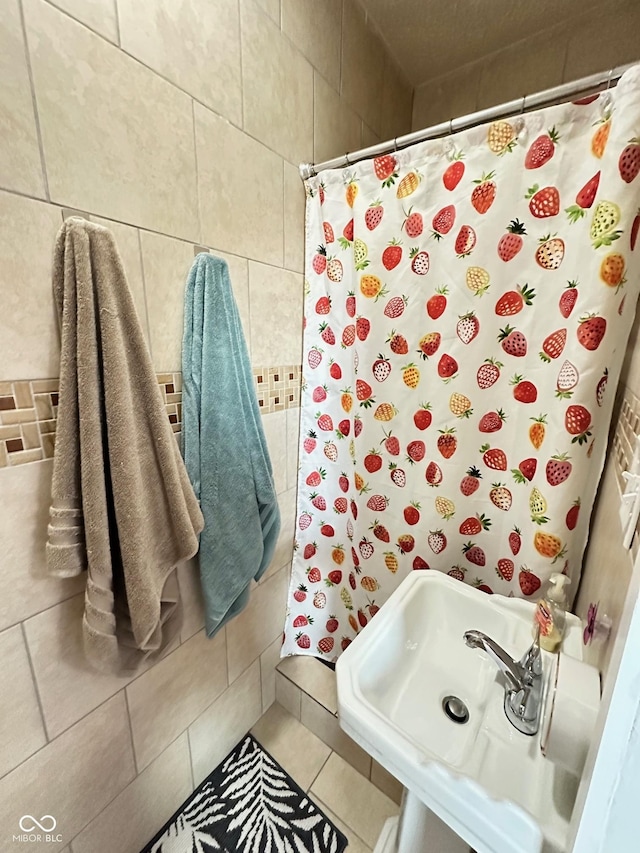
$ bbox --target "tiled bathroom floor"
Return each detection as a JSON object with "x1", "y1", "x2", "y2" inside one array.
[{"x1": 251, "y1": 702, "x2": 400, "y2": 853}]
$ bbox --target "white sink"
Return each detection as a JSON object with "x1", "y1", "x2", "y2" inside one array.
[{"x1": 336, "y1": 571, "x2": 584, "y2": 853}]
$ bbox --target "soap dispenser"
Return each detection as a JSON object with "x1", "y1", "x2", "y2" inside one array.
[{"x1": 533, "y1": 573, "x2": 570, "y2": 652}]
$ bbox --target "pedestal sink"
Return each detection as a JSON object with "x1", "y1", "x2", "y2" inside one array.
[{"x1": 336, "y1": 571, "x2": 585, "y2": 853}]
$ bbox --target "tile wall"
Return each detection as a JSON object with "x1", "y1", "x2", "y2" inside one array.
[
  {"x1": 411, "y1": 0, "x2": 640, "y2": 130},
  {"x1": 0, "y1": 0, "x2": 413, "y2": 850},
  {"x1": 410, "y1": 0, "x2": 640, "y2": 686}
]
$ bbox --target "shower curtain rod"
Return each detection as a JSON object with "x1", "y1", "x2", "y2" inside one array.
[{"x1": 299, "y1": 61, "x2": 637, "y2": 181}]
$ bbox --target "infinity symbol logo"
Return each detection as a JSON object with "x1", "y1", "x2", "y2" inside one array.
[{"x1": 19, "y1": 815, "x2": 57, "y2": 832}]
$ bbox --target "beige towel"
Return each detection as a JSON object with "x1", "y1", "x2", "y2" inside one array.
[{"x1": 47, "y1": 219, "x2": 204, "y2": 673}]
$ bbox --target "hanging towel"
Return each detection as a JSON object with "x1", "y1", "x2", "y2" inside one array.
[
  {"x1": 182, "y1": 254, "x2": 281, "y2": 636},
  {"x1": 47, "y1": 219, "x2": 204, "y2": 673}
]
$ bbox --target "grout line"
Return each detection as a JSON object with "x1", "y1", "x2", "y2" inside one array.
[
  {"x1": 338, "y1": 0, "x2": 345, "y2": 97},
  {"x1": 1, "y1": 586, "x2": 83, "y2": 638},
  {"x1": 19, "y1": 621, "x2": 50, "y2": 741},
  {"x1": 186, "y1": 727, "x2": 195, "y2": 791},
  {"x1": 18, "y1": 0, "x2": 50, "y2": 201},
  {"x1": 190, "y1": 100, "x2": 203, "y2": 245},
  {"x1": 306, "y1": 749, "x2": 332, "y2": 793},
  {"x1": 282, "y1": 158, "x2": 286, "y2": 275},
  {"x1": 0, "y1": 689, "x2": 131, "y2": 785},
  {"x1": 313, "y1": 794, "x2": 374, "y2": 851},
  {"x1": 135, "y1": 227, "x2": 153, "y2": 351},
  {"x1": 0, "y1": 183, "x2": 305, "y2": 277},
  {"x1": 123, "y1": 687, "x2": 139, "y2": 776},
  {"x1": 560, "y1": 28, "x2": 570, "y2": 85},
  {"x1": 112, "y1": 0, "x2": 121, "y2": 46},
  {"x1": 37, "y1": 0, "x2": 299, "y2": 169},
  {"x1": 237, "y1": 0, "x2": 245, "y2": 131},
  {"x1": 222, "y1": 625, "x2": 230, "y2": 690},
  {"x1": 66, "y1": 729, "x2": 191, "y2": 851},
  {"x1": 38, "y1": 0, "x2": 377, "y2": 174}
]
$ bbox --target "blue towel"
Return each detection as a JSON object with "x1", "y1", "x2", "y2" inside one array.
[{"x1": 182, "y1": 254, "x2": 281, "y2": 636}]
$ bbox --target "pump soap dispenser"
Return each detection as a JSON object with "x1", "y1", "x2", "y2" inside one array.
[{"x1": 533, "y1": 573, "x2": 570, "y2": 653}]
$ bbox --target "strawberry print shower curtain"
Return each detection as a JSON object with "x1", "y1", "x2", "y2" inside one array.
[{"x1": 282, "y1": 65, "x2": 640, "y2": 661}]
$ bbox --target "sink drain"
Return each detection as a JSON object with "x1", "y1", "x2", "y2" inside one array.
[{"x1": 442, "y1": 695, "x2": 469, "y2": 724}]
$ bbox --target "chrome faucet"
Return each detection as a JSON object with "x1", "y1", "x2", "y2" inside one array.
[{"x1": 463, "y1": 629, "x2": 543, "y2": 736}]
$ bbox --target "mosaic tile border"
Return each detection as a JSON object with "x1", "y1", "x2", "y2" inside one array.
[
  {"x1": 0, "y1": 366, "x2": 301, "y2": 468},
  {"x1": 254, "y1": 364, "x2": 302, "y2": 412}
]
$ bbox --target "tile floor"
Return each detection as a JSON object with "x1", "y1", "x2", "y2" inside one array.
[
  {"x1": 275, "y1": 656, "x2": 404, "y2": 804},
  {"x1": 251, "y1": 702, "x2": 401, "y2": 853}
]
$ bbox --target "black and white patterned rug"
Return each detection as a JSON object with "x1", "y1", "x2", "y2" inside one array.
[{"x1": 140, "y1": 734, "x2": 348, "y2": 853}]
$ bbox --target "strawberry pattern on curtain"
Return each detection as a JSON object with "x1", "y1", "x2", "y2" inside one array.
[{"x1": 282, "y1": 65, "x2": 640, "y2": 661}]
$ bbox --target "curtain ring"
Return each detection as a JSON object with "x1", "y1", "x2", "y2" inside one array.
[
  {"x1": 606, "y1": 68, "x2": 614, "y2": 90},
  {"x1": 520, "y1": 94, "x2": 526, "y2": 114},
  {"x1": 393, "y1": 138, "x2": 398, "y2": 152},
  {"x1": 344, "y1": 152, "x2": 351, "y2": 165},
  {"x1": 449, "y1": 118, "x2": 453, "y2": 135}
]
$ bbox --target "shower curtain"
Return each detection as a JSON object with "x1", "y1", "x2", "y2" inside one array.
[{"x1": 282, "y1": 64, "x2": 640, "y2": 661}]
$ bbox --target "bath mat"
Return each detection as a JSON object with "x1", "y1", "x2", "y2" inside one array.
[{"x1": 140, "y1": 734, "x2": 348, "y2": 853}]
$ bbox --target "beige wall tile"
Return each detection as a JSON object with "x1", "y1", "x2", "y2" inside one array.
[
  {"x1": 142, "y1": 235, "x2": 251, "y2": 371},
  {"x1": 370, "y1": 759, "x2": 403, "y2": 805},
  {"x1": 92, "y1": 217, "x2": 149, "y2": 344},
  {"x1": 476, "y1": 26, "x2": 567, "y2": 113},
  {"x1": 0, "y1": 625, "x2": 46, "y2": 779},
  {"x1": 177, "y1": 557, "x2": 205, "y2": 642},
  {"x1": 261, "y1": 410, "x2": 288, "y2": 495},
  {"x1": 0, "y1": 460, "x2": 85, "y2": 632},
  {"x1": 139, "y1": 230, "x2": 194, "y2": 372},
  {"x1": 207, "y1": 248, "x2": 252, "y2": 356},
  {"x1": 0, "y1": 192, "x2": 62, "y2": 380},
  {"x1": 310, "y1": 752, "x2": 399, "y2": 847},
  {"x1": 0, "y1": 694, "x2": 135, "y2": 850},
  {"x1": 118, "y1": 0, "x2": 242, "y2": 126},
  {"x1": 241, "y1": 0, "x2": 313, "y2": 164},
  {"x1": 24, "y1": 0, "x2": 199, "y2": 240},
  {"x1": 195, "y1": 104, "x2": 284, "y2": 267},
  {"x1": 281, "y1": 0, "x2": 342, "y2": 92},
  {"x1": 575, "y1": 456, "x2": 633, "y2": 675},
  {"x1": 266, "y1": 486, "x2": 296, "y2": 579},
  {"x1": 48, "y1": 0, "x2": 119, "y2": 42},
  {"x1": 226, "y1": 565, "x2": 289, "y2": 681},
  {"x1": 23, "y1": 594, "x2": 133, "y2": 739},
  {"x1": 189, "y1": 660, "x2": 262, "y2": 785},
  {"x1": 253, "y1": 0, "x2": 280, "y2": 24},
  {"x1": 0, "y1": 0, "x2": 45, "y2": 197},
  {"x1": 260, "y1": 635, "x2": 282, "y2": 712},
  {"x1": 248, "y1": 262, "x2": 303, "y2": 366},
  {"x1": 310, "y1": 797, "x2": 372, "y2": 853},
  {"x1": 286, "y1": 406, "x2": 300, "y2": 491},
  {"x1": 278, "y1": 654, "x2": 338, "y2": 713},
  {"x1": 70, "y1": 734, "x2": 192, "y2": 853},
  {"x1": 275, "y1": 671, "x2": 301, "y2": 718},
  {"x1": 127, "y1": 628, "x2": 228, "y2": 770},
  {"x1": 283, "y1": 161, "x2": 305, "y2": 274},
  {"x1": 412, "y1": 64, "x2": 480, "y2": 131},
  {"x1": 314, "y1": 72, "x2": 362, "y2": 165},
  {"x1": 361, "y1": 122, "x2": 380, "y2": 149},
  {"x1": 341, "y1": 0, "x2": 383, "y2": 135},
  {"x1": 564, "y1": 0, "x2": 640, "y2": 82},
  {"x1": 380, "y1": 54, "x2": 413, "y2": 142},
  {"x1": 251, "y1": 702, "x2": 331, "y2": 790}
]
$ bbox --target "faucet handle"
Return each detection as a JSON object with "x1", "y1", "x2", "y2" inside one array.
[{"x1": 520, "y1": 625, "x2": 542, "y2": 679}]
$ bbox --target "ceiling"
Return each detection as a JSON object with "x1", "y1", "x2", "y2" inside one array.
[{"x1": 359, "y1": 0, "x2": 602, "y2": 87}]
